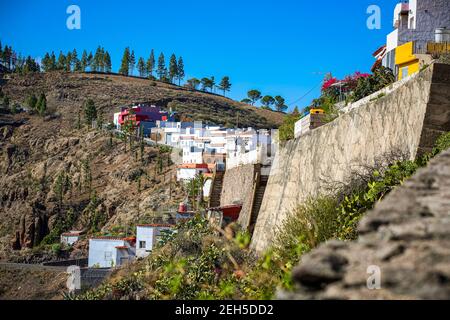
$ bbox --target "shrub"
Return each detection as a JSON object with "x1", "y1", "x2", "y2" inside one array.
[
  {"x1": 278, "y1": 113, "x2": 301, "y2": 142},
  {"x1": 274, "y1": 197, "x2": 338, "y2": 262}
]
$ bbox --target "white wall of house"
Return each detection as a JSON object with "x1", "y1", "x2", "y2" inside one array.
[
  {"x1": 294, "y1": 115, "x2": 311, "y2": 138},
  {"x1": 88, "y1": 239, "x2": 134, "y2": 268},
  {"x1": 226, "y1": 148, "x2": 262, "y2": 170},
  {"x1": 203, "y1": 179, "x2": 212, "y2": 198},
  {"x1": 113, "y1": 113, "x2": 121, "y2": 129},
  {"x1": 182, "y1": 147, "x2": 203, "y2": 164},
  {"x1": 176, "y1": 167, "x2": 209, "y2": 181},
  {"x1": 136, "y1": 226, "x2": 155, "y2": 258},
  {"x1": 136, "y1": 226, "x2": 173, "y2": 258}
]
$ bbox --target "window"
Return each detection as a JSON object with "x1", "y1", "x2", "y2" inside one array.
[
  {"x1": 139, "y1": 241, "x2": 146, "y2": 249},
  {"x1": 104, "y1": 251, "x2": 112, "y2": 260},
  {"x1": 401, "y1": 67, "x2": 409, "y2": 79}
]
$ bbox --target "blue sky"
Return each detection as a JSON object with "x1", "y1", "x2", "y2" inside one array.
[{"x1": 0, "y1": 0, "x2": 399, "y2": 111}]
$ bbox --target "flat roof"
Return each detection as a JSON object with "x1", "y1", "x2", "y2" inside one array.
[{"x1": 137, "y1": 224, "x2": 176, "y2": 228}]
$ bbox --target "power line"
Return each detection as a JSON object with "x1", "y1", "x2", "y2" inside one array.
[{"x1": 287, "y1": 79, "x2": 323, "y2": 107}]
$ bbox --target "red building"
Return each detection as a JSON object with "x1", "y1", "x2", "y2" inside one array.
[{"x1": 118, "y1": 104, "x2": 170, "y2": 127}]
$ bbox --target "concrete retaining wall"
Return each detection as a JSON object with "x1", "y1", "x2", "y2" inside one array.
[
  {"x1": 220, "y1": 164, "x2": 259, "y2": 229},
  {"x1": 251, "y1": 63, "x2": 450, "y2": 253}
]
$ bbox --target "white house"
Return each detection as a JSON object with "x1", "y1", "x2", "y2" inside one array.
[
  {"x1": 88, "y1": 237, "x2": 136, "y2": 268},
  {"x1": 136, "y1": 224, "x2": 175, "y2": 258},
  {"x1": 60, "y1": 231, "x2": 83, "y2": 246},
  {"x1": 113, "y1": 112, "x2": 121, "y2": 130},
  {"x1": 182, "y1": 146, "x2": 204, "y2": 164},
  {"x1": 176, "y1": 163, "x2": 210, "y2": 181}
]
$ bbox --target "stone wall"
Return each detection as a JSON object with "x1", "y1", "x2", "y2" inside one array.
[
  {"x1": 398, "y1": 0, "x2": 450, "y2": 49},
  {"x1": 220, "y1": 164, "x2": 259, "y2": 229},
  {"x1": 280, "y1": 148, "x2": 450, "y2": 299},
  {"x1": 251, "y1": 63, "x2": 450, "y2": 253}
]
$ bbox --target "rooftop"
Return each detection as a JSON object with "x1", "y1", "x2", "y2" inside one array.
[{"x1": 137, "y1": 223, "x2": 176, "y2": 228}]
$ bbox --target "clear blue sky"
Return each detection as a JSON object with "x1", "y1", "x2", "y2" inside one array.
[{"x1": 0, "y1": 0, "x2": 399, "y2": 111}]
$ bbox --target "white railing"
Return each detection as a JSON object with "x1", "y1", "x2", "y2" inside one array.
[
  {"x1": 226, "y1": 148, "x2": 263, "y2": 170},
  {"x1": 294, "y1": 114, "x2": 311, "y2": 138}
]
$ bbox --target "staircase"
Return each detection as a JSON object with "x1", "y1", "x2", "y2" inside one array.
[
  {"x1": 248, "y1": 175, "x2": 269, "y2": 235},
  {"x1": 209, "y1": 171, "x2": 224, "y2": 208}
]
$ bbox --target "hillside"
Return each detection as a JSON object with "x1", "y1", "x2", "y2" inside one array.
[
  {"x1": 1, "y1": 71, "x2": 284, "y2": 129},
  {"x1": 0, "y1": 109, "x2": 185, "y2": 262}
]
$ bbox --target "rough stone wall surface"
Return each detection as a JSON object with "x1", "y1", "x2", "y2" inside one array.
[
  {"x1": 251, "y1": 64, "x2": 450, "y2": 253},
  {"x1": 399, "y1": 0, "x2": 450, "y2": 48},
  {"x1": 220, "y1": 164, "x2": 258, "y2": 229},
  {"x1": 279, "y1": 148, "x2": 450, "y2": 299}
]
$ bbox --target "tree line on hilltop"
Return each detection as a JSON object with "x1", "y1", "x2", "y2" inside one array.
[
  {"x1": 1, "y1": 40, "x2": 292, "y2": 111},
  {"x1": 241, "y1": 89, "x2": 288, "y2": 112}
]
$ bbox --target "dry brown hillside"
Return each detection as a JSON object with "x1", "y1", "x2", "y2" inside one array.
[
  {"x1": 0, "y1": 109, "x2": 184, "y2": 262},
  {"x1": 1, "y1": 71, "x2": 284, "y2": 129}
]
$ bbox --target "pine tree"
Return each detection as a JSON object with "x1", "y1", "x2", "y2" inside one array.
[
  {"x1": 177, "y1": 56, "x2": 185, "y2": 85},
  {"x1": 137, "y1": 57, "x2": 146, "y2": 77},
  {"x1": 261, "y1": 95, "x2": 275, "y2": 109},
  {"x1": 119, "y1": 47, "x2": 130, "y2": 75},
  {"x1": 37, "y1": 92, "x2": 47, "y2": 116},
  {"x1": 87, "y1": 52, "x2": 93, "y2": 70},
  {"x1": 129, "y1": 50, "x2": 136, "y2": 76},
  {"x1": 65, "y1": 51, "x2": 72, "y2": 72},
  {"x1": 247, "y1": 90, "x2": 262, "y2": 105},
  {"x1": 84, "y1": 99, "x2": 97, "y2": 125},
  {"x1": 157, "y1": 53, "x2": 166, "y2": 81},
  {"x1": 210, "y1": 76, "x2": 216, "y2": 92},
  {"x1": 146, "y1": 49, "x2": 155, "y2": 78},
  {"x1": 57, "y1": 51, "x2": 66, "y2": 70},
  {"x1": 41, "y1": 53, "x2": 52, "y2": 72},
  {"x1": 50, "y1": 52, "x2": 57, "y2": 70},
  {"x1": 26, "y1": 94, "x2": 38, "y2": 110},
  {"x1": 169, "y1": 54, "x2": 178, "y2": 83},
  {"x1": 186, "y1": 78, "x2": 200, "y2": 90},
  {"x1": 103, "y1": 51, "x2": 112, "y2": 73},
  {"x1": 92, "y1": 46, "x2": 102, "y2": 72},
  {"x1": 274, "y1": 95, "x2": 287, "y2": 112},
  {"x1": 81, "y1": 50, "x2": 88, "y2": 72},
  {"x1": 218, "y1": 76, "x2": 231, "y2": 96},
  {"x1": 201, "y1": 77, "x2": 214, "y2": 92},
  {"x1": 72, "y1": 49, "x2": 79, "y2": 71},
  {"x1": 99, "y1": 47, "x2": 106, "y2": 72}
]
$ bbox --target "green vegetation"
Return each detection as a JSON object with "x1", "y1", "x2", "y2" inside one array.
[
  {"x1": 36, "y1": 92, "x2": 47, "y2": 116},
  {"x1": 217, "y1": 76, "x2": 232, "y2": 97},
  {"x1": 83, "y1": 99, "x2": 97, "y2": 125},
  {"x1": 349, "y1": 66, "x2": 395, "y2": 103},
  {"x1": 74, "y1": 132, "x2": 450, "y2": 301},
  {"x1": 278, "y1": 108, "x2": 301, "y2": 142},
  {"x1": 245, "y1": 90, "x2": 287, "y2": 112}
]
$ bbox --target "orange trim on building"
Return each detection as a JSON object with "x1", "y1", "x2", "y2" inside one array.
[{"x1": 177, "y1": 163, "x2": 209, "y2": 169}]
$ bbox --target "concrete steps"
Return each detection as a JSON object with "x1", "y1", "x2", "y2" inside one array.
[
  {"x1": 209, "y1": 171, "x2": 224, "y2": 207},
  {"x1": 249, "y1": 175, "x2": 269, "y2": 235}
]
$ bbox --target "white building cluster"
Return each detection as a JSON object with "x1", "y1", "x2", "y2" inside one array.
[{"x1": 149, "y1": 121, "x2": 275, "y2": 182}]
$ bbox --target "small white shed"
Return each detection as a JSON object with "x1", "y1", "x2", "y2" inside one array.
[
  {"x1": 136, "y1": 224, "x2": 175, "y2": 258},
  {"x1": 88, "y1": 237, "x2": 136, "y2": 268},
  {"x1": 61, "y1": 231, "x2": 83, "y2": 246}
]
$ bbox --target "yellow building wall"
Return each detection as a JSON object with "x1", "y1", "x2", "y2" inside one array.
[{"x1": 395, "y1": 42, "x2": 420, "y2": 80}]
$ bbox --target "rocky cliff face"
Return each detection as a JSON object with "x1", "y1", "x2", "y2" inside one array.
[
  {"x1": 252, "y1": 63, "x2": 450, "y2": 253},
  {"x1": 280, "y1": 148, "x2": 450, "y2": 299},
  {"x1": 0, "y1": 112, "x2": 183, "y2": 259}
]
